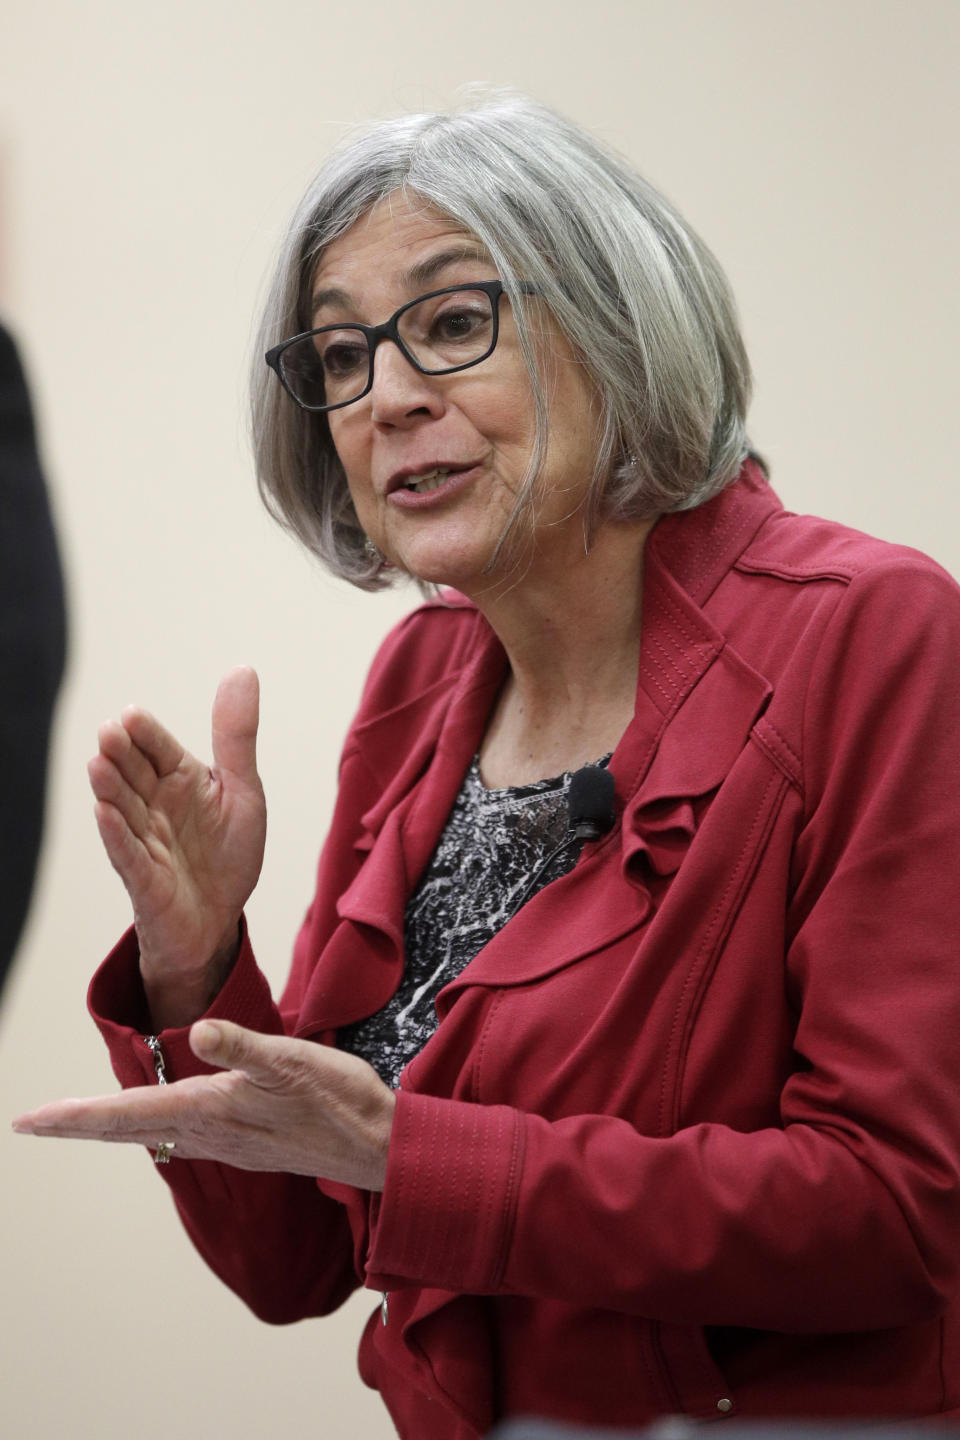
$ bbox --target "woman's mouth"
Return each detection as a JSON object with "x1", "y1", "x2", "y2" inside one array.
[
  {"x1": 387, "y1": 464, "x2": 480, "y2": 508},
  {"x1": 404, "y1": 468, "x2": 452, "y2": 494}
]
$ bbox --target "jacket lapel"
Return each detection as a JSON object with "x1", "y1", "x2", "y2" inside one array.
[
  {"x1": 294, "y1": 623, "x2": 508, "y2": 1033},
  {"x1": 437, "y1": 559, "x2": 772, "y2": 996},
  {"x1": 344, "y1": 621, "x2": 508, "y2": 898}
]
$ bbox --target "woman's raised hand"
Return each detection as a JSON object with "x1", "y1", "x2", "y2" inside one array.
[{"x1": 88, "y1": 666, "x2": 267, "y2": 1027}]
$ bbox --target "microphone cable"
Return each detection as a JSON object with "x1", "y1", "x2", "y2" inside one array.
[{"x1": 504, "y1": 763, "x2": 616, "y2": 922}]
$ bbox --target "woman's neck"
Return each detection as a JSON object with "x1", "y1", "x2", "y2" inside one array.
[{"x1": 470, "y1": 514, "x2": 657, "y2": 787}]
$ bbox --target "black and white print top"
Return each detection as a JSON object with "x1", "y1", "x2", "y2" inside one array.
[{"x1": 337, "y1": 754, "x2": 608, "y2": 1090}]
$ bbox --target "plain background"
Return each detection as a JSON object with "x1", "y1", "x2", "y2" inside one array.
[{"x1": 0, "y1": 2, "x2": 956, "y2": 1436}]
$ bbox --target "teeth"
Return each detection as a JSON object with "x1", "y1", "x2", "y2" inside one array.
[{"x1": 406, "y1": 468, "x2": 450, "y2": 494}]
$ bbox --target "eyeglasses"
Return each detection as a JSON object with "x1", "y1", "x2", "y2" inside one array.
[{"x1": 265, "y1": 279, "x2": 538, "y2": 413}]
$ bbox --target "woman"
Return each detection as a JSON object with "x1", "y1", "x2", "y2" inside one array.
[{"x1": 14, "y1": 95, "x2": 960, "y2": 1431}]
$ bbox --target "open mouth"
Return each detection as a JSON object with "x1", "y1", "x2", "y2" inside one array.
[
  {"x1": 388, "y1": 461, "x2": 477, "y2": 497},
  {"x1": 403, "y1": 468, "x2": 453, "y2": 494}
]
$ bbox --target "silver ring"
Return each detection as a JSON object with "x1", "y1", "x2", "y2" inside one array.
[{"x1": 154, "y1": 1141, "x2": 175, "y2": 1165}]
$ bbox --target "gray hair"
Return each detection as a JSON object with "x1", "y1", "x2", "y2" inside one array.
[{"x1": 251, "y1": 92, "x2": 755, "y2": 590}]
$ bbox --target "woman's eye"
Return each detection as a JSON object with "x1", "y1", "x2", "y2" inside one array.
[
  {"x1": 319, "y1": 339, "x2": 368, "y2": 377},
  {"x1": 431, "y1": 306, "x2": 489, "y2": 344}
]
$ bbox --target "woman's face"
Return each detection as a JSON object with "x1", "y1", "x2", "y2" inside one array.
[{"x1": 313, "y1": 192, "x2": 604, "y2": 595}]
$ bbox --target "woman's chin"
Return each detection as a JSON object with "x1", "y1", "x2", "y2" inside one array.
[{"x1": 391, "y1": 543, "x2": 498, "y2": 594}]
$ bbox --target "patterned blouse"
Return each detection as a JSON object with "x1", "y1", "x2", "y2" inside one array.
[{"x1": 337, "y1": 754, "x2": 608, "y2": 1089}]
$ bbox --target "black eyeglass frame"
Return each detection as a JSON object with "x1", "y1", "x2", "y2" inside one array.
[{"x1": 264, "y1": 279, "x2": 540, "y2": 413}]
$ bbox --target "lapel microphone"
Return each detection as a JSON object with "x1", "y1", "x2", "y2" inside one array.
[
  {"x1": 505, "y1": 764, "x2": 617, "y2": 922},
  {"x1": 567, "y1": 764, "x2": 617, "y2": 840}
]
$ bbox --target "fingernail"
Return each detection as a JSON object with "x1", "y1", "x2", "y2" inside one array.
[
  {"x1": 192, "y1": 1020, "x2": 220, "y2": 1050},
  {"x1": 12, "y1": 1118, "x2": 40, "y2": 1134}
]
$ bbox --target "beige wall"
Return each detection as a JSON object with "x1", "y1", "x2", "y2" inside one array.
[{"x1": 0, "y1": 2, "x2": 956, "y2": 1436}]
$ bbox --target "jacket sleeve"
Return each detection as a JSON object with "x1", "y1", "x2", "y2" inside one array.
[
  {"x1": 365, "y1": 558, "x2": 960, "y2": 1333},
  {"x1": 88, "y1": 920, "x2": 361, "y2": 1324}
]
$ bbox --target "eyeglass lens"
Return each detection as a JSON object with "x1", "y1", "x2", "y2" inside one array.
[{"x1": 280, "y1": 288, "x2": 497, "y2": 409}]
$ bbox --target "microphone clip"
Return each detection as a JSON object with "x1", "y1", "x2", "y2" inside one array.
[{"x1": 572, "y1": 816, "x2": 606, "y2": 842}]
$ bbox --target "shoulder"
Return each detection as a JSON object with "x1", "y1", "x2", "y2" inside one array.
[
  {"x1": 698, "y1": 498, "x2": 960, "y2": 778},
  {"x1": 732, "y1": 507, "x2": 960, "y2": 665},
  {"x1": 742, "y1": 514, "x2": 960, "y2": 789},
  {"x1": 739, "y1": 506, "x2": 959, "y2": 597}
]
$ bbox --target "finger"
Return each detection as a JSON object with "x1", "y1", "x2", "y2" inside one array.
[
  {"x1": 190, "y1": 1019, "x2": 298, "y2": 1091},
  {"x1": 12, "y1": 1086, "x2": 181, "y2": 1141},
  {"x1": 96, "y1": 717, "x2": 161, "y2": 794},
  {"x1": 121, "y1": 705, "x2": 186, "y2": 780},
  {"x1": 88, "y1": 753, "x2": 152, "y2": 839},
  {"x1": 211, "y1": 667, "x2": 260, "y2": 784},
  {"x1": 93, "y1": 798, "x2": 163, "y2": 893}
]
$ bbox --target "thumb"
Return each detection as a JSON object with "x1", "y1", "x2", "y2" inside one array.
[
  {"x1": 211, "y1": 666, "x2": 260, "y2": 784},
  {"x1": 190, "y1": 1019, "x2": 290, "y2": 1086}
]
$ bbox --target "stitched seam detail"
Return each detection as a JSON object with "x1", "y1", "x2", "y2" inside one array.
[
  {"x1": 752, "y1": 720, "x2": 803, "y2": 795},
  {"x1": 654, "y1": 567, "x2": 716, "y2": 649},
  {"x1": 638, "y1": 570, "x2": 720, "y2": 708},
  {"x1": 430, "y1": 1103, "x2": 455, "y2": 1278},
  {"x1": 763, "y1": 719, "x2": 801, "y2": 776},
  {"x1": 682, "y1": 496, "x2": 745, "y2": 590},
  {"x1": 470, "y1": 991, "x2": 505, "y2": 1104},
  {"x1": 735, "y1": 556, "x2": 854, "y2": 584},
  {"x1": 390, "y1": 1098, "x2": 411, "y2": 1270},
  {"x1": 637, "y1": 655, "x2": 675, "y2": 707},
  {"x1": 658, "y1": 766, "x2": 785, "y2": 1137},
  {"x1": 490, "y1": 1112, "x2": 524, "y2": 1291},
  {"x1": 798, "y1": 584, "x2": 850, "y2": 826}
]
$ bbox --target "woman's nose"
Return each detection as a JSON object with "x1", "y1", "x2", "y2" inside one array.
[{"x1": 368, "y1": 340, "x2": 444, "y2": 426}]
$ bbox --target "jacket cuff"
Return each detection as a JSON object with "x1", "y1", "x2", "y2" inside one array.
[
  {"x1": 87, "y1": 919, "x2": 282, "y2": 1088},
  {"x1": 366, "y1": 1089, "x2": 525, "y2": 1294}
]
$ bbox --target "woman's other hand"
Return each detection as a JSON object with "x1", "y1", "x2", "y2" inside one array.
[
  {"x1": 88, "y1": 667, "x2": 267, "y2": 1027},
  {"x1": 13, "y1": 1020, "x2": 395, "y2": 1192}
]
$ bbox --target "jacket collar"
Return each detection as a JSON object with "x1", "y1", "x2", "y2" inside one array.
[{"x1": 646, "y1": 455, "x2": 779, "y2": 608}]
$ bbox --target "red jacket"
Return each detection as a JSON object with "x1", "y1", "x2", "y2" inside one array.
[{"x1": 91, "y1": 463, "x2": 960, "y2": 1434}]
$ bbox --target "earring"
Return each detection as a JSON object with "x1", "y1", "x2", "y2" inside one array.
[{"x1": 364, "y1": 537, "x2": 393, "y2": 571}]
